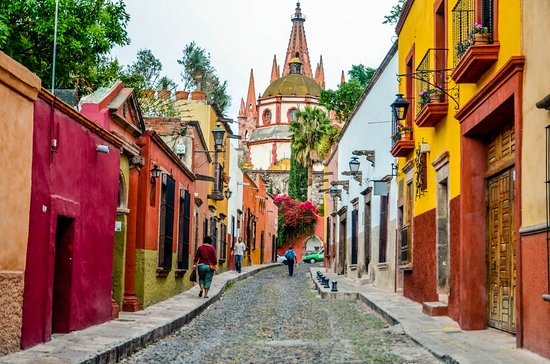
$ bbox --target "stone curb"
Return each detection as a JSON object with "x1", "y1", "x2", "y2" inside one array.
[{"x1": 309, "y1": 268, "x2": 455, "y2": 364}]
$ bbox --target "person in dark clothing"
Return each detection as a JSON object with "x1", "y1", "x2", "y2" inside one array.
[
  {"x1": 194, "y1": 236, "x2": 217, "y2": 298},
  {"x1": 284, "y1": 246, "x2": 297, "y2": 276}
]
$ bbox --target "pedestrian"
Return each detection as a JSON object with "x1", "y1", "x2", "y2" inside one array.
[
  {"x1": 232, "y1": 236, "x2": 246, "y2": 273},
  {"x1": 284, "y1": 246, "x2": 297, "y2": 276},
  {"x1": 193, "y1": 236, "x2": 218, "y2": 298}
]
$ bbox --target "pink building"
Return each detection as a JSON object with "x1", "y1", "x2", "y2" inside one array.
[{"x1": 21, "y1": 90, "x2": 122, "y2": 348}]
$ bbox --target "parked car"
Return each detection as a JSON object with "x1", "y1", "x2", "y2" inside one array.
[
  {"x1": 276, "y1": 255, "x2": 288, "y2": 265},
  {"x1": 303, "y1": 249, "x2": 324, "y2": 264}
]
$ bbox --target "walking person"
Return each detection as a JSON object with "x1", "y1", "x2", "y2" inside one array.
[
  {"x1": 232, "y1": 236, "x2": 246, "y2": 273},
  {"x1": 193, "y1": 236, "x2": 218, "y2": 298},
  {"x1": 284, "y1": 246, "x2": 297, "y2": 276}
]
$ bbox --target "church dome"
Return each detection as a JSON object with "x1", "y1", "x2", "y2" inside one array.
[{"x1": 262, "y1": 74, "x2": 322, "y2": 98}]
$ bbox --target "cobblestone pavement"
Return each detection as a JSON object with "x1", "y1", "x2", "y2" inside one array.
[{"x1": 122, "y1": 264, "x2": 440, "y2": 364}]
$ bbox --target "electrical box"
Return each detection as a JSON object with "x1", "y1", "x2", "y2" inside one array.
[{"x1": 175, "y1": 144, "x2": 186, "y2": 156}]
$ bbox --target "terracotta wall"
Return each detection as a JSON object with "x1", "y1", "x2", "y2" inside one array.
[
  {"x1": 447, "y1": 196, "x2": 461, "y2": 322},
  {"x1": 403, "y1": 209, "x2": 438, "y2": 304},
  {"x1": 520, "y1": 232, "x2": 550, "y2": 358},
  {"x1": 22, "y1": 92, "x2": 120, "y2": 348},
  {"x1": 0, "y1": 52, "x2": 40, "y2": 354}
]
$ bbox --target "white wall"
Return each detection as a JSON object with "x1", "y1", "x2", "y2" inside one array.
[
  {"x1": 334, "y1": 49, "x2": 398, "y2": 290},
  {"x1": 228, "y1": 144, "x2": 243, "y2": 241}
]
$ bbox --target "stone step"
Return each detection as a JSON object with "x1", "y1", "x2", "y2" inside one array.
[{"x1": 422, "y1": 301, "x2": 448, "y2": 316}]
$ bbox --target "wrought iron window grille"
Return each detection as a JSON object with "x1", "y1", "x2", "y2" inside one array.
[
  {"x1": 452, "y1": 0, "x2": 495, "y2": 65},
  {"x1": 397, "y1": 48, "x2": 460, "y2": 111}
]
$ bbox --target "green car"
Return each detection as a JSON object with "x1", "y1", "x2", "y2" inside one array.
[{"x1": 303, "y1": 249, "x2": 324, "y2": 264}]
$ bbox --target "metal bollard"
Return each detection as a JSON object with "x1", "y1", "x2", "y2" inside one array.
[
  {"x1": 323, "y1": 279, "x2": 330, "y2": 289},
  {"x1": 331, "y1": 281, "x2": 338, "y2": 292}
]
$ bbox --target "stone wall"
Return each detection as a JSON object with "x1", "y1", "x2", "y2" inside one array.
[{"x1": 0, "y1": 272, "x2": 24, "y2": 355}]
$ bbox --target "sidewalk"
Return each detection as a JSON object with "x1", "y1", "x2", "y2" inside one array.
[
  {"x1": 310, "y1": 267, "x2": 550, "y2": 364},
  {"x1": 0, "y1": 264, "x2": 278, "y2": 364}
]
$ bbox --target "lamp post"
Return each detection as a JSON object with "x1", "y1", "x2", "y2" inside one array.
[{"x1": 211, "y1": 123, "x2": 226, "y2": 200}]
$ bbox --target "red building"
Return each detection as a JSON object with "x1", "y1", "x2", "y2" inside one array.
[{"x1": 21, "y1": 90, "x2": 122, "y2": 348}]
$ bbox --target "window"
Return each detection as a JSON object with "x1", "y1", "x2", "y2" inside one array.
[
  {"x1": 263, "y1": 109, "x2": 272, "y2": 124},
  {"x1": 210, "y1": 216, "x2": 218, "y2": 250},
  {"x1": 288, "y1": 108, "x2": 297, "y2": 122},
  {"x1": 219, "y1": 222, "x2": 227, "y2": 261},
  {"x1": 231, "y1": 216, "x2": 236, "y2": 249},
  {"x1": 203, "y1": 217, "x2": 208, "y2": 242},
  {"x1": 379, "y1": 195, "x2": 389, "y2": 263},
  {"x1": 177, "y1": 189, "x2": 191, "y2": 271},
  {"x1": 158, "y1": 174, "x2": 175, "y2": 271},
  {"x1": 400, "y1": 182, "x2": 414, "y2": 265},
  {"x1": 351, "y1": 209, "x2": 358, "y2": 265}
]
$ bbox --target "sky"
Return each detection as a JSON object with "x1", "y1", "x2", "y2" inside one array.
[{"x1": 112, "y1": 0, "x2": 398, "y2": 120}]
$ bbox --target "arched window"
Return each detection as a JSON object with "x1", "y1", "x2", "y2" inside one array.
[
  {"x1": 262, "y1": 109, "x2": 272, "y2": 124},
  {"x1": 288, "y1": 107, "x2": 297, "y2": 122}
]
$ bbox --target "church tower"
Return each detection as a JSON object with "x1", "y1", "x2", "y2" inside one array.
[{"x1": 238, "y1": 2, "x2": 330, "y2": 201}]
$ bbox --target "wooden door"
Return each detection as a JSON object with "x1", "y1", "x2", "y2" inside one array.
[
  {"x1": 338, "y1": 218, "x2": 347, "y2": 275},
  {"x1": 487, "y1": 167, "x2": 516, "y2": 333}
]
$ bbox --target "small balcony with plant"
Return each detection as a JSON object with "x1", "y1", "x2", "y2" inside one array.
[
  {"x1": 414, "y1": 49, "x2": 449, "y2": 128},
  {"x1": 451, "y1": 0, "x2": 499, "y2": 83},
  {"x1": 391, "y1": 113, "x2": 415, "y2": 158}
]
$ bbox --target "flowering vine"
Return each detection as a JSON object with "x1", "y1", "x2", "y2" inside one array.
[{"x1": 274, "y1": 194, "x2": 318, "y2": 246}]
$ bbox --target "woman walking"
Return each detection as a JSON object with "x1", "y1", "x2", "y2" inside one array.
[{"x1": 194, "y1": 236, "x2": 218, "y2": 298}]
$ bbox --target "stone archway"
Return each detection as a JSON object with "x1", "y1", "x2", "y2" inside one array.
[{"x1": 304, "y1": 235, "x2": 322, "y2": 253}]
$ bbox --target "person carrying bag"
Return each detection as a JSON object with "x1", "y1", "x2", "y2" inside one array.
[{"x1": 193, "y1": 236, "x2": 218, "y2": 298}]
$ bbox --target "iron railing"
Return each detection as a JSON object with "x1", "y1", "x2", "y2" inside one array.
[
  {"x1": 452, "y1": 0, "x2": 494, "y2": 65},
  {"x1": 415, "y1": 48, "x2": 448, "y2": 115}
]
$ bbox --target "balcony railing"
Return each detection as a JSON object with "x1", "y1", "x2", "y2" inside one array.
[
  {"x1": 452, "y1": 0, "x2": 495, "y2": 65},
  {"x1": 415, "y1": 48, "x2": 448, "y2": 116}
]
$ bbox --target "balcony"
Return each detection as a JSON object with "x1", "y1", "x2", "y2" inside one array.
[
  {"x1": 415, "y1": 49, "x2": 449, "y2": 128},
  {"x1": 451, "y1": 0, "x2": 498, "y2": 83},
  {"x1": 391, "y1": 122, "x2": 415, "y2": 158}
]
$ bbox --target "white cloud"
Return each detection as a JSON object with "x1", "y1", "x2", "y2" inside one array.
[{"x1": 112, "y1": 0, "x2": 398, "y2": 119}]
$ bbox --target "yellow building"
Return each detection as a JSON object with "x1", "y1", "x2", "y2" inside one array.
[
  {"x1": 394, "y1": 0, "x2": 525, "y2": 343},
  {"x1": 177, "y1": 91, "x2": 234, "y2": 271}
]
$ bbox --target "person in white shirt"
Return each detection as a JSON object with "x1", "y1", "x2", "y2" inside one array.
[{"x1": 232, "y1": 237, "x2": 246, "y2": 273}]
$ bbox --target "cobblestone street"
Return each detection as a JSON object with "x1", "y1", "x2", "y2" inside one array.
[{"x1": 122, "y1": 264, "x2": 439, "y2": 363}]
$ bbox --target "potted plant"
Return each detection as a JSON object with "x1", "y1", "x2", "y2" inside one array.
[
  {"x1": 456, "y1": 38, "x2": 474, "y2": 59},
  {"x1": 393, "y1": 122, "x2": 413, "y2": 142},
  {"x1": 471, "y1": 23, "x2": 489, "y2": 43},
  {"x1": 418, "y1": 88, "x2": 443, "y2": 109}
]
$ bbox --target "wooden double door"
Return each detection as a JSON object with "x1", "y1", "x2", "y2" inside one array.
[{"x1": 486, "y1": 126, "x2": 516, "y2": 334}]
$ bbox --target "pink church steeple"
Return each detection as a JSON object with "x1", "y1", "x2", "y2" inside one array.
[{"x1": 282, "y1": 2, "x2": 313, "y2": 78}]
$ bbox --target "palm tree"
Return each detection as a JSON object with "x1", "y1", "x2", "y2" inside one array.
[{"x1": 290, "y1": 106, "x2": 339, "y2": 200}]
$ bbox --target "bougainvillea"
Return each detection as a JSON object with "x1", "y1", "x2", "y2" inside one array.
[{"x1": 274, "y1": 194, "x2": 318, "y2": 246}]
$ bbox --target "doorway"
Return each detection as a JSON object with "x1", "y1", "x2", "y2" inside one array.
[
  {"x1": 436, "y1": 178, "x2": 450, "y2": 298},
  {"x1": 52, "y1": 216, "x2": 75, "y2": 333},
  {"x1": 487, "y1": 167, "x2": 516, "y2": 333},
  {"x1": 338, "y1": 216, "x2": 347, "y2": 275}
]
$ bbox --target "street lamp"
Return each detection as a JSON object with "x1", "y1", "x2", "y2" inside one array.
[
  {"x1": 212, "y1": 123, "x2": 226, "y2": 150},
  {"x1": 328, "y1": 186, "x2": 340, "y2": 199},
  {"x1": 224, "y1": 188, "x2": 233, "y2": 199},
  {"x1": 349, "y1": 156, "x2": 360, "y2": 174},
  {"x1": 391, "y1": 93, "x2": 410, "y2": 121},
  {"x1": 150, "y1": 164, "x2": 162, "y2": 183}
]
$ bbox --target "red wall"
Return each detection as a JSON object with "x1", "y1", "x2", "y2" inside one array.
[
  {"x1": 448, "y1": 196, "x2": 461, "y2": 322},
  {"x1": 21, "y1": 94, "x2": 120, "y2": 348},
  {"x1": 520, "y1": 232, "x2": 550, "y2": 358},
  {"x1": 403, "y1": 208, "x2": 438, "y2": 303}
]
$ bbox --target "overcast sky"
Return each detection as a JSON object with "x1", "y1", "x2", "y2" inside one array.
[{"x1": 112, "y1": 0, "x2": 398, "y2": 119}]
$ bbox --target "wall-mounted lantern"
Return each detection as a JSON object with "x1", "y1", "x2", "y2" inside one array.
[
  {"x1": 212, "y1": 123, "x2": 226, "y2": 150},
  {"x1": 349, "y1": 156, "x2": 360, "y2": 174},
  {"x1": 150, "y1": 164, "x2": 162, "y2": 183},
  {"x1": 224, "y1": 188, "x2": 233, "y2": 199},
  {"x1": 391, "y1": 93, "x2": 410, "y2": 121}
]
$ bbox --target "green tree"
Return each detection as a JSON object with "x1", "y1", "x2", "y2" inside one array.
[
  {"x1": 177, "y1": 42, "x2": 231, "y2": 114},
  {"x1": 290, "y1": 106, "x2": 337, "y2": 200},
  {"x1": 0, "y1": 0, "x2": 130, "y2": 92},
  {"x1": 383, "y1": 0, "x2": 406, "y2": 25},
  {"x1": 288, "y1": 150, "x2": 308, "y2": 202},
  {"x1": 319, "y1": 64, "x2": 376, "y2": 122},
  {"x1": 120, "y1": 48, "x2": 178, "y2": 117}
]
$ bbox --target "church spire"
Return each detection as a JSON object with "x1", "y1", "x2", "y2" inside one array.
[
  {"x1": 282, "y1": 2, "x2": 313, "y2": 78},
  {"x1": 340, "y1": 70, "x2": 346, "y2": 85},
  {"x1": 270, "y1": 55, "x2": 279, "y2": 82},
  {"x1": 315, "y1": 55, "x2": 325, "y2": 89},
  {"x1": 238, "y1": 98, "x2": 246, "y2": 117},
  {"x1": 245, "y1": 69, "x2": 257, "y2": 117}
]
